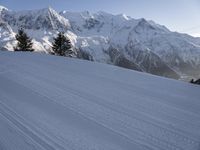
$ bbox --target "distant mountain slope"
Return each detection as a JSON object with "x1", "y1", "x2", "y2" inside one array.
[
  {"x1": 1, "y1": 6, "x2": 200, "y2": 79},
  {"x1": 0, "y1": 51, "x2": 200, "y2": 150}
]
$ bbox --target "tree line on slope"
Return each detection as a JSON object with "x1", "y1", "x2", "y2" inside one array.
[
  {"x1": 14, "y1": 28, "x2": 93, "y2": 60},
  {"x1": 14, "y1": 28, "x2": 78, "y2": 57}
]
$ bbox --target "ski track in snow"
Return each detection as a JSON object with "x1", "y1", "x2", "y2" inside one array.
[{"x1": 0, "y1": 51, "x2": 200, "y2": 150}]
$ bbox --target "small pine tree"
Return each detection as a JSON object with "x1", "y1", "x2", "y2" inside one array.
[
  {"x1": 190, "y1": 78, "x2": 200, "y2": 85},
  {"x1": 14, "y1": 28, "x2": 34, "y2": 52},
  {"x1": 190, "y1": 79, "x2": 194, "y2": 83},
  {"x1": 52, "y1": 32, "x2": 74, "y2": 57}
]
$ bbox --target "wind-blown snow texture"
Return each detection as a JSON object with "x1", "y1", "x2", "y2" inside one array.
[
  {"x1": 0, "y1": 51, "x2": 200, "y2": 150},
  {"x1": 1, "y1": 6, "x2": 200, "y2": 80}
]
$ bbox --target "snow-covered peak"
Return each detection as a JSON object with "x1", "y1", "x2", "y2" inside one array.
[
  {"x1": 60, "y1": 10, "x2": 94, "y2": 22},
  {"x1": 60, "y1": 10, "x2": 135, "y2": 37},
  {"x1": 95, "y1": 11, "x2": 113, "y2": 17},
  {"x1": 148, "y1": 20, "x2": 170, "y2": 32},
  {"x1": 116, "y1": 13, "x2": 131, "y2": 20},
  {"x1": 1, "y1": 7, "x2": 71, "y2": 31},
  {"x1": 0, "y1": 5, "x2": 8, "y2": 12},
  {"x1": 136, "y1": 18, "x2": 156, "y2": 29}
]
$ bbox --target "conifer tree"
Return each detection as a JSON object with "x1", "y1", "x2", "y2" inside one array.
[
  {"x1": 52, "y1": 32, "x2": 74, "y2": 57},
  {"x1": 14, "y1": 28, "x2": 34, "y2": 52}
]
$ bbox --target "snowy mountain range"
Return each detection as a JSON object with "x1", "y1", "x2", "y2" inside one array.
[{"x1": 1, "y1": 6, "x2": 200, "y2": 80}]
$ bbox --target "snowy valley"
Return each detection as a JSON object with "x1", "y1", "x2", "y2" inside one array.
[{"x1": 1, "y1": 6, "x2": 200, "y2": 80}]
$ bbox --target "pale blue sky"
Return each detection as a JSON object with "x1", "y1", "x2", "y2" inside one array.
[{"x1": 1, "y1": 0, "x2": 200, "y2": 36}]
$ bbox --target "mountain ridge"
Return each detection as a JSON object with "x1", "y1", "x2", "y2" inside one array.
[{"x1": 1, "y1": 6, "x2": 200, "y2": 80}]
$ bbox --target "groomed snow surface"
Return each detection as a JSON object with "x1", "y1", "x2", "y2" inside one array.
[{"x1": 0, "y1": 51, "x2": 200, "y2": 150}]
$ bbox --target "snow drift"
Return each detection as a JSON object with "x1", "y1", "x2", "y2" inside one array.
[{"x1": 0, "y1": 51, "x2": 200, "y2": 150}]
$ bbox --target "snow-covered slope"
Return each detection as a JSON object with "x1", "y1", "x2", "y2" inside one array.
[
  {"x1": 1, "y1": 6, "x2": 200, "y2": 80},
  {"x1": 0, "y1": 51, "x2": 200, "y2": 150}
]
